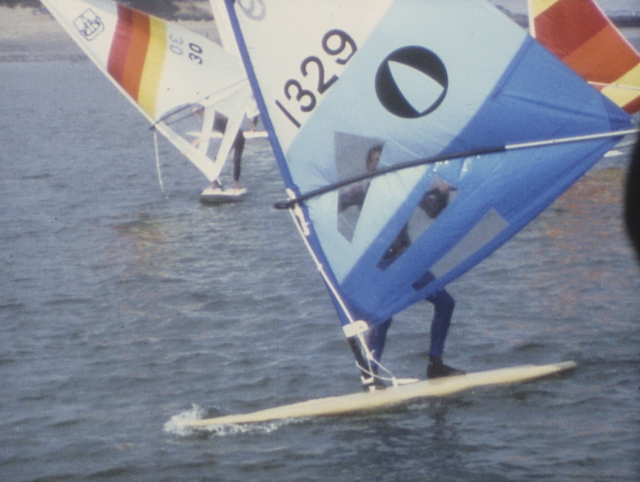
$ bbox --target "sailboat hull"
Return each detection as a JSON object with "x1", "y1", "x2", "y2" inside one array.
[
  {"x1": 175, "y1": 361, "x2": 576, "y2": 428},
  {"x1": 200, "y1": 186, "x2": 248, "y2": 204}
]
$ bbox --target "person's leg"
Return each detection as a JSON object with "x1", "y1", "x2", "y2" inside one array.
[
  {"x1": 361, "y1": 318, "x2": 391, "y2": 391},
  {"x1": 426, "y1": 289, "x2": 464, "y2": 378},
  {"x1": 368, "y1": 318, "x2": 392, "y2": 364},
  {"x1": 233, "y1": 133, "x2": 245, "y2": 187},
  {"x1": 426, "y1": 289, "x2": 454, "y2": 358}
]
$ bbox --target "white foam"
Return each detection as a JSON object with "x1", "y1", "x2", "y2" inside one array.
[
  {"x1": 164, "y1": 405, "x2": 304, "y2": 437},
  {"x1": 163, "y1": 404, "x2": 207, "y2": 436}
]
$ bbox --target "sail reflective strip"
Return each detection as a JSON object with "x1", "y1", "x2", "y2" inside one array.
[
  {"x1": 138, "y1": 17, "x2": 167, "y2": 115},
  {"x1": 108, "y1": 6, "x2": 149, "y2": 103},
  {"x1": 528, "y1": 0, "x2": 560, "y2": 17},
  {"x1": 529, "y1": 0, "x2": 640, "y2": 113},
  {"x1": 107, "y1": 4, "x2": 167, "y2": 117},
  {"x1": 599, "y1": 64, "x2": 640, "y2": 114}
]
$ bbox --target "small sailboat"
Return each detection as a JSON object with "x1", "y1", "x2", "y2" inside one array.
[
  {"x1": 528, "y1": 0, "x2": 640, "y2": 114},
  {"x1": 40, "y1": 0, "x2": 258, "y2": 202},
  {"x1": 176, "y1": 0, "x2": 637, "y2": 426}
]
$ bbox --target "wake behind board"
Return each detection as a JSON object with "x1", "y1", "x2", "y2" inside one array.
[
  {"x1": 200, "y1": 186, "x2": 248, "y2": 204},
  {"x1": 176, "y1": 361, "x2": 575, "y2": 429}
]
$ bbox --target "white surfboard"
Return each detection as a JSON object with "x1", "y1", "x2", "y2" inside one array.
[
  {"x1": 175, "y1": 361, "x2": 576, "y2": 429},
  {"x1": 242, "y1": 131, "x2": 268, "y2": 139},
  {"x1": 187, "y1": 130, "x2": 268, "y2": 140},
  {"x1": 200, "y1": 186, "x2": 248, "y2": 204}
]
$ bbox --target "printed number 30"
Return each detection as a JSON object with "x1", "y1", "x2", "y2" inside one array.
[{"x1": 169, "y1": 34, "x2": 204, "y2": 65}]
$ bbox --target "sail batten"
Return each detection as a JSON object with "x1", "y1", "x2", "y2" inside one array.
[{"x1": 275, "y1": 127, "x2": 636, "y2": 210}]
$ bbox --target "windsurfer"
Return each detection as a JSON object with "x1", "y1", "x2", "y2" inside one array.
[
  {"x1": 339, "y1": 146, "x2": 464, "y2": 389},
  {"x1": 212, "y1": 112, "x2": 248, "y2": 191},
  {"x1": 191, "y1": 107, "x2": 258, "y2": 192}
]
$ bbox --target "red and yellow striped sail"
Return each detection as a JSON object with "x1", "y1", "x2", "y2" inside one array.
[
  {"x1": 529, "y1": 0, "x2": 640, "y2": 114},
  {"x1": 107, "y1": 4, "x2": 167, "y2": 116}
]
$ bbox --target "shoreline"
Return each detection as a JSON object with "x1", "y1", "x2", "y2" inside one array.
[
  {"x1": 0, "y1": 6, "x2": 216, "y2": 62},
  {"x1": 1, "y1": 4, "x2": 638, "y2": 63}
]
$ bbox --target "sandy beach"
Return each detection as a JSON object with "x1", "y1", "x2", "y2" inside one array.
[{"x1": 0, "y1": 6, "x2": 216, "y2": 62}]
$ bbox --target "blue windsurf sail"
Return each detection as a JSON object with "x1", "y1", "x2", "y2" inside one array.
[{"x1": 225, "y1": 0, "x2": 636, "y2": 377}]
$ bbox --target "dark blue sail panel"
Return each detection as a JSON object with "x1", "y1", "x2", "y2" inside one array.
[
  {"x1": 454, "y1": 37, "x2": 632, "y2": 150},
  {"x1": 341, "y1": 141, "x2": 616, "y2": 321},
  {"x1": 227, "y1": 0, "x2": 635, "y2": 328}
]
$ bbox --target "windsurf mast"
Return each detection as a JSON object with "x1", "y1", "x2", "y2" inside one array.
[{"x1": 284, "y1": 188, "x2": 385, "y2": 382}]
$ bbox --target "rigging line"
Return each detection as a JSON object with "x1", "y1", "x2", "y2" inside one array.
[
  {"x1": 153, "y1": 130, "x2": 166, "y2": 198},
  {"x1": 273, "y1": 127, "x2": 639, "y2": 210},
  {"x1": 285, "y1": 189, "x2": 384, "y2": 378},
  {"x1": 589, "y1": 81, "x2": 640, "y2": 92},
  {"x1": 149, "y1": 78, "x2": 249, "y2": 129},
  {"x1": 355, "y1": 356, "x2": 395, "y2": 382}
]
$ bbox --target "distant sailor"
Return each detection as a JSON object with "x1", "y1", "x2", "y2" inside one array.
[
  {"x1": 338, "y1": 145, "x2": 464, "y2": 391},
  {"x1": 192, "y1": 103, "x2": 259, "y2": 193},
  {"x1": 211, "y1": 111, "x2": 257, "y2": 192}
]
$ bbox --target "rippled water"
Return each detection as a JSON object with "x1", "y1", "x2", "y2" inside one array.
[{"x1": 1, "y1": 58, "x2": 639, "y2": 482}]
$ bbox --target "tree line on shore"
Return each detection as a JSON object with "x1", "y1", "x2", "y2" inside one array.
[{"x1": 2, "y1": 0, "x2": 638, "y2": 26}]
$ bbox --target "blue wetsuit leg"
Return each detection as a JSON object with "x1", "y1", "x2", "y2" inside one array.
[
  {"x1": 367, "y1": 318, "x2": 392, "y2": 366},
  {"x1": 426, "y1": 289, "x2": 455, "y2": 358},
  {"x1": 232, "y1": 132, "x2": 245, "y2": 183}
]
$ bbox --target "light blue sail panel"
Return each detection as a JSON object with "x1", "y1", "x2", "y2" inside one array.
[{"x1": 228, "y1": 0, "x2": 634, "y2": 327}]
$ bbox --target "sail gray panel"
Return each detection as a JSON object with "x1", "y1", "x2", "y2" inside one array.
[{"x1": 431, "y1": 208, "x2": 508, "y2": 279}]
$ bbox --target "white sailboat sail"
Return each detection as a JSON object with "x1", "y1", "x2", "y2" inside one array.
[
  {"x1": 41, "y1": 0, "x2": 253, "y2": 192},
  {"x1": 208, "y1": 0, "x2": 260, "y2": 123},
  {"x1": 225, "y1": 0, "x2": 636, "y2": 384},
  {"x1": 209, "y1": 0, "x2": 240, "y2": 58}
]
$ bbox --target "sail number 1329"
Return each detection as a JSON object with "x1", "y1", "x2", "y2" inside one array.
[{"x1": 276, "y1": 29, "x2": 357, "y2": 128}]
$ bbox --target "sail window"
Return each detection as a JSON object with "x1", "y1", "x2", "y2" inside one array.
[
  {"x1": 334, "y1": 132, "x2": 385, "y2": 242},
  {"x1": 412, "y1": 208, "x2": 509, "y2": 291},
  {"x1": 378, "y1": 175, "x2": 457, "y2": 270}
]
